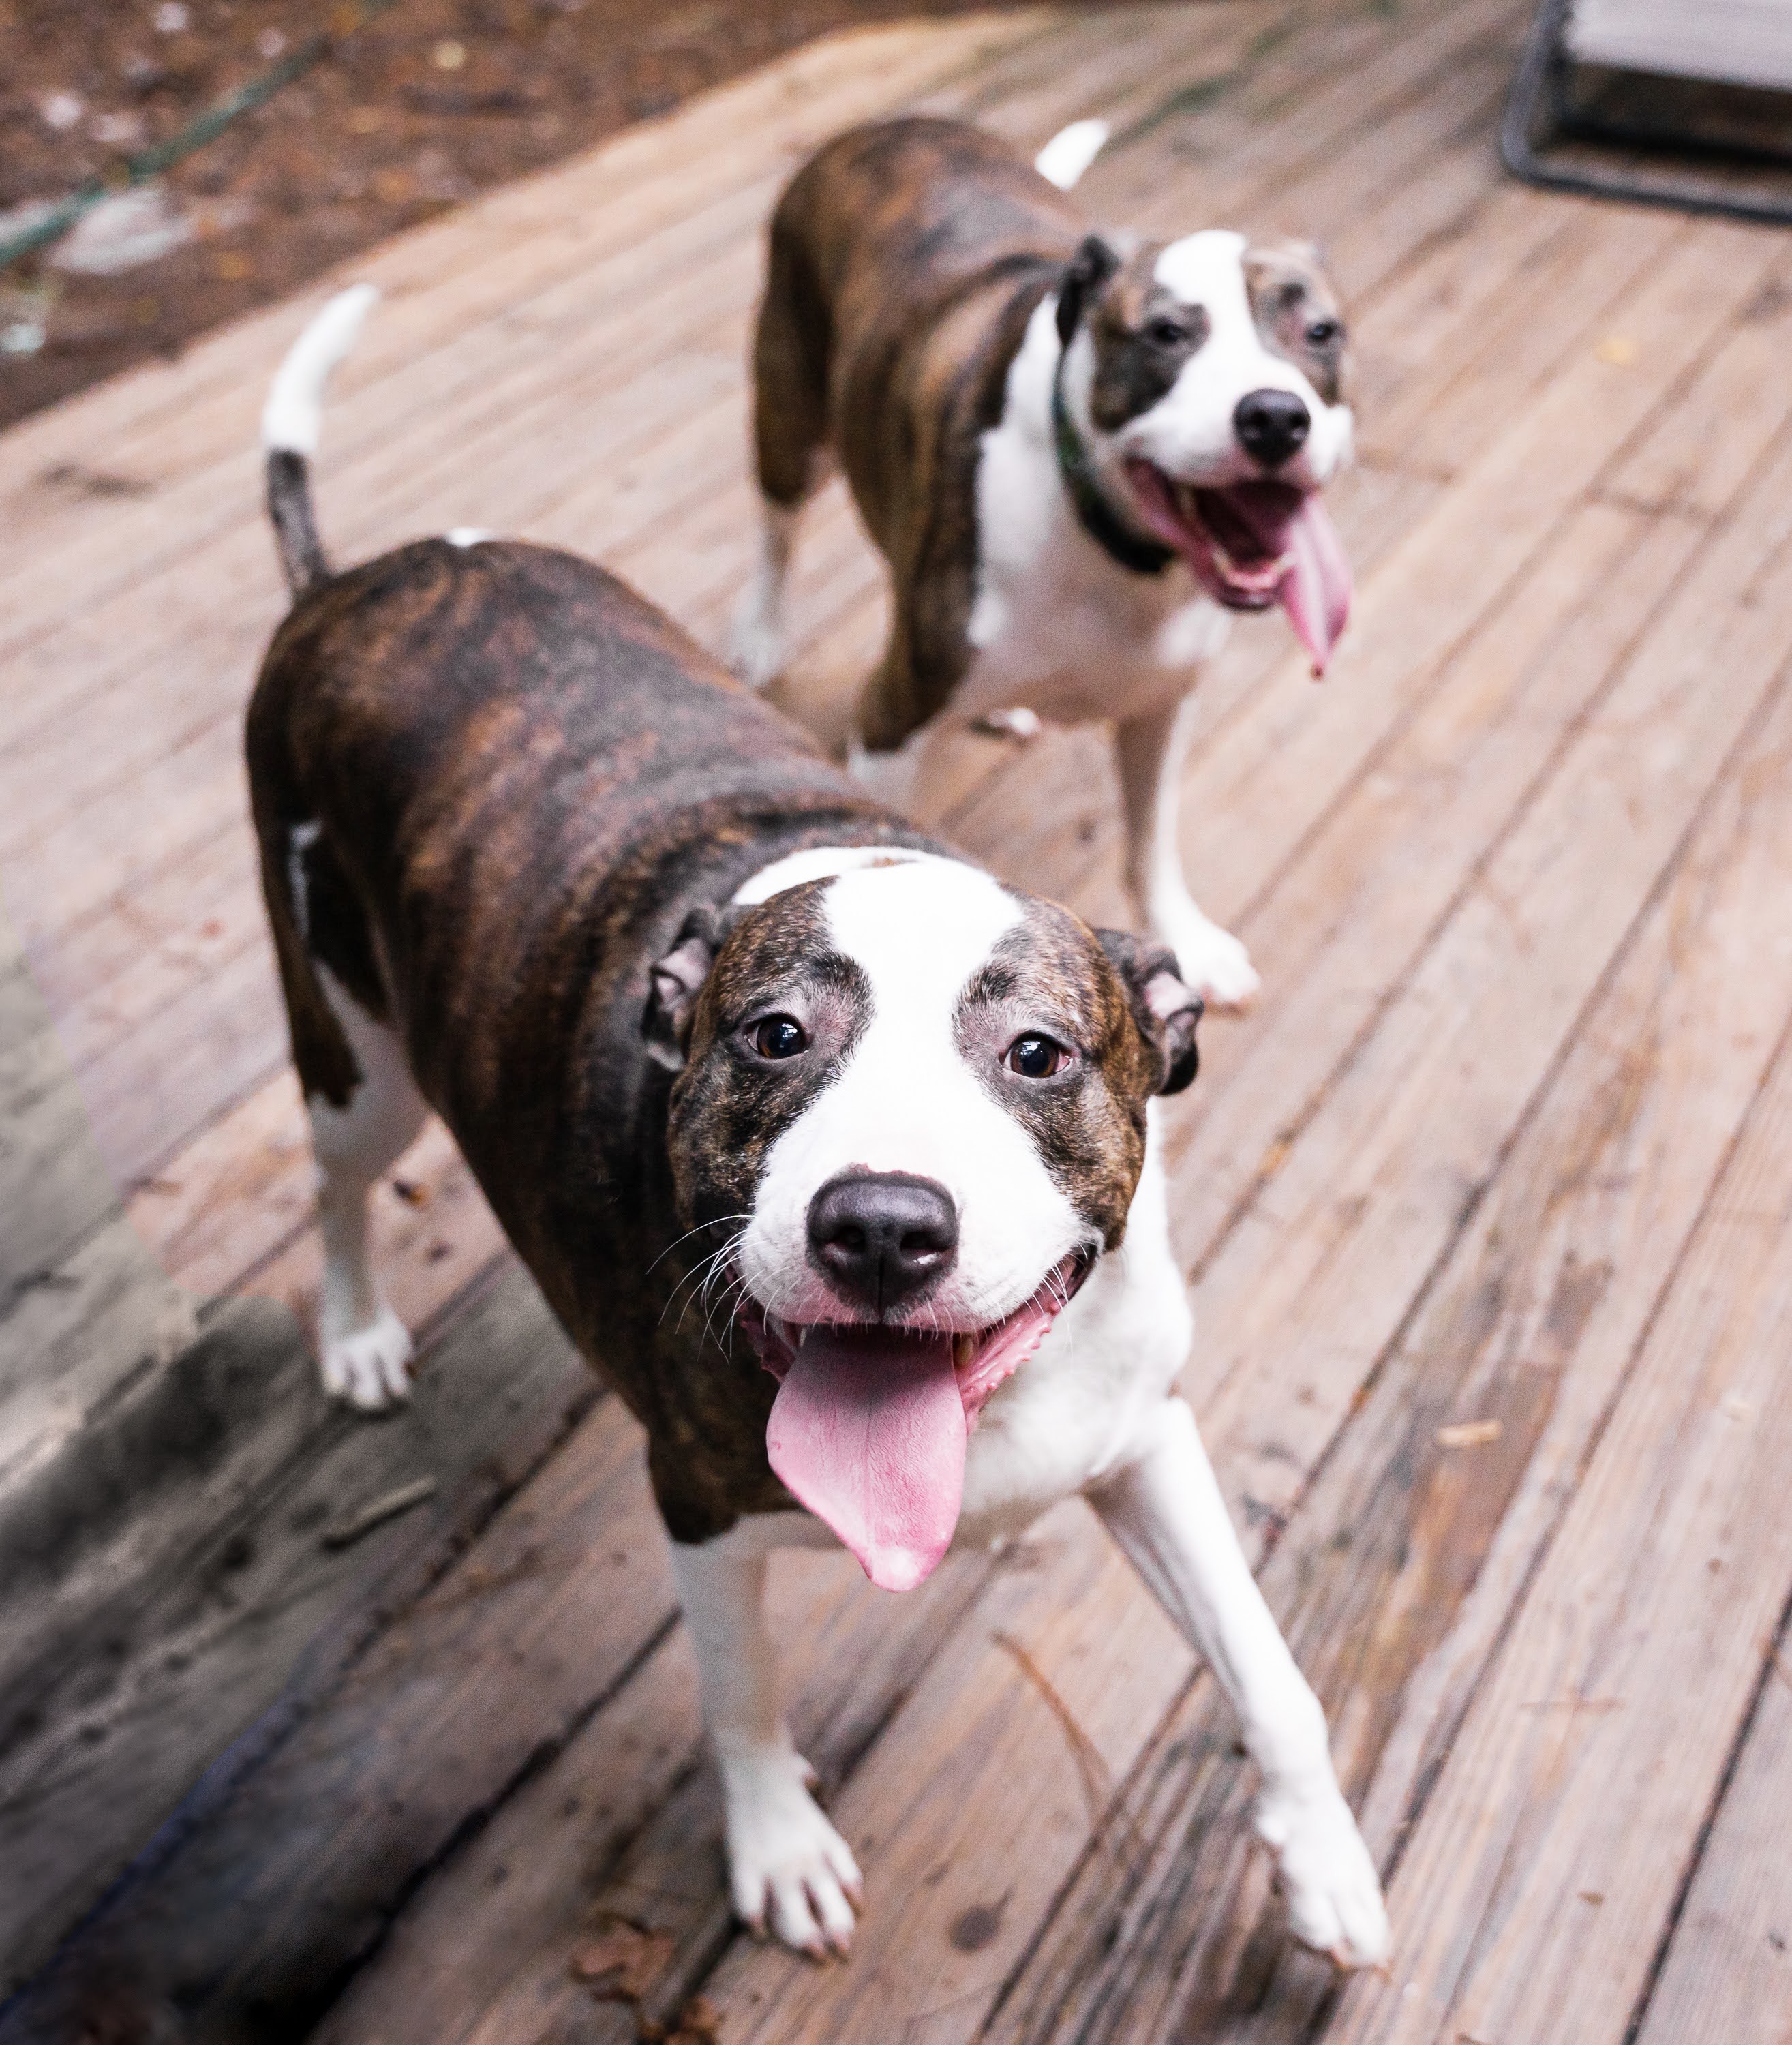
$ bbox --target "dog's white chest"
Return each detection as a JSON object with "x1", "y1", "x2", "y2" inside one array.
[
  {"x1": 961, "y1": 300, "x2": 1230, "y2": 723},
  {"x1": 956, "y1": 1123, "x2": 1193, "y2": 1545}
]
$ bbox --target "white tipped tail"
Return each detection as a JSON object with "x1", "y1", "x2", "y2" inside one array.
[
  {"x1": 1034, "y1": 119, "x2": 1110, "y2": 191},
  {"x1": 263, "y1": 284, "x2": 378, "y2": 595},
  {"x1": 262, "y1": 283, "x2": 379, "y2": 456}
]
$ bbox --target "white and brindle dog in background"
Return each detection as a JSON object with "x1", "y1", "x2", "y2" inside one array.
[
  {"x1": 247, "y1": 296, "x2": 1388, "y2": 1969},
  {"x1": 732, "y1": 116, "x2": 1354, "y2": 1012}
]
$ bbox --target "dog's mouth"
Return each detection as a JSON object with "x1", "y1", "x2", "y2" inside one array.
[
  {"x1": 737, "y1": 1250, "x2": 1093, "y2": 1593},
  {"x1": 1123, "y1": 462, "x2": 1352, "y2": 676}
]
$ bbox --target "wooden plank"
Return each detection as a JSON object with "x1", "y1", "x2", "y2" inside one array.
[
  {"x1": 994, "y1": 620, "x2": 1792, "y2": 2045},
  {"x1": 1630, "y1": 1652, "x2": 1792, "y2": 2045},
  {"x1": 0, "y1": 892, "x2": 191, "y2": 1494},
  {"x1": 0, "y1": 1266, "x2": 590, "y2": 1998},
  {"x1": 316, "y1": 1545, "x2": 997, "y2": 2045},
  {"x1": 0, "y1": 1270, "x2": 608, "y2": 2026},
  {"x1": 1322, "y1": 983, "x2": 1792, "y2": 2045}
]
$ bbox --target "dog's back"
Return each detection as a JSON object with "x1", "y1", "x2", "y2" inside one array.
[
  {"x1": 247, "y1": 529, "x2": 925, "y2": 1435},
  {"x1": 753, "y1": 118, "x2": 1083, "y2": 554}
]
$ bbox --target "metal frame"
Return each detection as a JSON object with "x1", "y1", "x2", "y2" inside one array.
[{"x1": 1502, "y1": 0, "x2": 1792, "y2": 226}]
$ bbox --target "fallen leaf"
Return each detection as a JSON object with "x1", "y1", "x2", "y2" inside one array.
[{"x1": 569, "y1": 1917, "x2": 674, "y2": 2001}]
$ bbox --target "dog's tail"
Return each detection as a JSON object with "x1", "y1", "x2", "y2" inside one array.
[
  {"x1": 262, "y1": 284, "x2": 379, "y2": 596},
  {"x1": 1033, "y1": 118, "x2": 1109, "y2": 192}
]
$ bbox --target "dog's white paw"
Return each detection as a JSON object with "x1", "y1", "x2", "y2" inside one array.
[
  {"x1": 720, "y1": 1742, "x2": 862, "y2": 1958},
  {"x1": 1255, "y1": 1778, "x2": 1389, "y2": 1969},
  {"x1": 728, "y1": 600, "x2": 785, "y2": 693},
  {"x1": 1156, "y1": 910, "x2": 1261, "y2": 1014},
  {"x1": 320, "y1": 1303, "x2": 414, "y2": 1412}
]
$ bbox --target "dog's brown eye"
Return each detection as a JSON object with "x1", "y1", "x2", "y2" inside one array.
[
  {"x1": 1305, "y1": 318, "x2": 1340, "y2": 348},
  {"x1": 750, "y1": 1014, "x2": 808, "y2": 1060},
  {"x1": 1005, "y1": 1033, "x2": 1069, "y2": 1079},
  {"x1": 1146, "y1": 317, "x2": 1188, "y2": 348}
]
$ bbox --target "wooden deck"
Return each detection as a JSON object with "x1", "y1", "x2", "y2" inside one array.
[{"x1": 5, "y1": 0, "x2": 1792, "y2": 2035}]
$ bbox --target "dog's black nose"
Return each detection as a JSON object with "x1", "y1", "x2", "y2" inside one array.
[
  {"x1": 1234, "y1": 388, "x2": 1311, "y2": 469},
  {"x1": 807, "y1": 1171, "x2": 959, "y2": 1315}
]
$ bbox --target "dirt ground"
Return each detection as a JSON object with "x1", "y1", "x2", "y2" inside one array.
[{"x1": 0, "y1": 0, "x2": 1140, "y2": 431}]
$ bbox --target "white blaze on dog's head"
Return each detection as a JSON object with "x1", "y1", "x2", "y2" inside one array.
[
  {"x1": 647, "y1": 855, "x2": 1201, "y2": 1592},
  {"x1": 1054, "y1": 226, "x2": 1355, "y2": 673}
]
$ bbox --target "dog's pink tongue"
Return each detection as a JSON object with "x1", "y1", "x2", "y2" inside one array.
[
  {"x1": 766, "y1": 1328, "x2": 966, "y2": 1592},
  {"x1": 1230, "y1": 482, "x2": 1354, "y2": 676}
]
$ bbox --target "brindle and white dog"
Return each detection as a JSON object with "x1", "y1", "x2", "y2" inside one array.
[
  {"x1": 248, "y1": 294, "x2": 1386, "y2": 1968},
  {"x1": 732, "y1": 117, "x2": 1354, "y2": 1012}
]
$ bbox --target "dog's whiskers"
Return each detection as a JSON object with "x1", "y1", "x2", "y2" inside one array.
[{"x1": 647, "y1": 1213, "x2": 753, "y2": 1277}]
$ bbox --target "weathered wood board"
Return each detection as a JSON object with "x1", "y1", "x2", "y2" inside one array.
[{"x1": 7, "y1": 0, "x2": 1792, "y2": 2039}]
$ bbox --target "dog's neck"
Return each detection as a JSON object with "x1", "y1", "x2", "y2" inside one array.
[{"x1": 1050, "y1": 350, "x2": 1175, "y2": 579}]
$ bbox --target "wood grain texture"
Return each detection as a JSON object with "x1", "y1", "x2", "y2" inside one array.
[
  {"x1": 995, "y1": 602, "x2": 1792, "y2": 2045},
  {"x1": 1326, "y1": 971, "x2": 1792, "y2": 2045},
  {"x1": 1631, "y1": 1647, "x2": 1792, "y2": 2045},
  {"x1": 0, "y1": 1265, "x2": 590, "y2": 2000}
]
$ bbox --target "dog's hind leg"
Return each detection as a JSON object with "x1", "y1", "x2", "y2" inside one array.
[
  {"x1": 1115, "y1": 696, "x2": 1261, "y2": 1012},
  {"x1": 307, "y1": 964, "x2": 427, "y2": 1411},
  {"x1": 260, "y1": 817, "x2": 427, "y2": 1411},
  {"x1": 732, "y1": 220, "x2": 830, "y2": 691},
  {"x1": 667, "y1": 1524, "x2": 863, "y2": 1957},
  {"x1": 1089, "y1": 1400, "x2": 1389, "y2": 1969}
]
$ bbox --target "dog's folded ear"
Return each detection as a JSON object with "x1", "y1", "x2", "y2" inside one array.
[
  {"x1": 1057, "y1": 232, "x2": 1123, "y2": 348},
  {"x1": 1097, "y1": 929, "x2": 1204, "y2": 1096},
  {"x1": 643, "y1": 905, "x2": 741, "y2": 1073}
]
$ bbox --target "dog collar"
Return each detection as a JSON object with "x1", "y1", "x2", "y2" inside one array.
[{"x1": 1051, "y1": 359, "x2": 1175, "y2": 578}]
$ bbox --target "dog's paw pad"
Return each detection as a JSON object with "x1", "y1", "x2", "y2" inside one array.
[
  {"x1": 1256, "y1": 1783, "x2": 1389, "y2": 1969},
  {"x1": 320, "y1": 1305, "x2": 414, "y2": 1412},
  {"x1": 724, "y1": 1747, "x2": 862, "y2": 1959}
]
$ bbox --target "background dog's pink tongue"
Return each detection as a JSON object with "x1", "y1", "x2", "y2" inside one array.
[
  {"x1": 1278, "y1": 490, "x2": 1352, "y2": 675},
  {"x1": 1229, "y1": 482, "x2": 1354, "y2": 675},
  {"x1": 766, "y1": 1329, "x2": 966, "y2": 1592}
]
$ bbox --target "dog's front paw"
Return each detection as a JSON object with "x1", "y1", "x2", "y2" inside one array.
[
  {"x1": 1254, "y1": 1778, "x2": 1388, "y2": 1969},
  {"x1": 720, "y1": 1742, "x2": 862, "y2": 1958},
  {"x1": 320, "y1": 1304, "x2": 414, "y2": 1412},
  {"x1": 1155, "y1": 911, "x2": 1261, "y2": 1014}
]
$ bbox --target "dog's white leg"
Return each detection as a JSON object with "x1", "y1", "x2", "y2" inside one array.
[
  {"x1": 667, "y1": 1527, "x2": 863, "y2": 1957},
  {"x1": 1089, "y1": 1400, "x2": 1388, "y2": 1967},
  {"x1": 729, "y1": 498, "x2": 801, "y2": 691},
  {"x1": 308, "y1": 965, "x2": 427, "y2": 1412},
  {"x1": 1115, "y1": 697, "x2": 1260, "y2": 1012}
]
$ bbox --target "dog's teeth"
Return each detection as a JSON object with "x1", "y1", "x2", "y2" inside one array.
[
  {"x1": 797, "y1": 1324, "x2": 810, "y2": 1348},
  {"x1": 954, "y1": 1333, "x2": 974, "y2": 1369}
]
